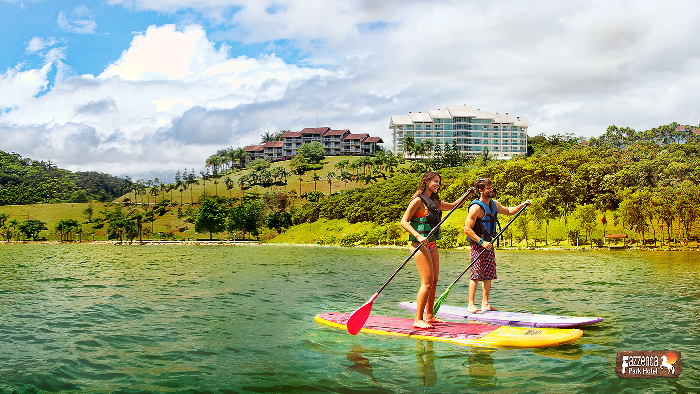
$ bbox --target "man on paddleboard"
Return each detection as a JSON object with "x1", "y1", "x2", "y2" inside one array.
[{"x1": 464, "y1": 177, "x2": 530, "y2": 313}]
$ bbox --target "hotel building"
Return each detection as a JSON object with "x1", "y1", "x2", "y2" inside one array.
[
  {"x1": 244, "y1": 127, "x2": 384, "y2": 163},
  {"x1": 389, "y1": 105, "x2": 530, "y2": 159}
]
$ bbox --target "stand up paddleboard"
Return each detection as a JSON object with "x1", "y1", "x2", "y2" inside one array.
[
  {"x1": 399, "y1": 302, "x2": 603, "y2": 328},
  {"x1": 315, "y1": 312, "x2": 583, "y2": 348}
]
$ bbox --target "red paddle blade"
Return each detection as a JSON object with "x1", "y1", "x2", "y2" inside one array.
[{"x1": 347, "y1": 293, "x2": 378, "y2": 335}]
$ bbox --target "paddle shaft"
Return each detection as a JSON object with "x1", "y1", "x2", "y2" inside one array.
[
  {"x1": 442, "y1": 203, "x2": 529, "y2": 293},
  {"x1": 373, "y1": 187, "x2": 475, "y2": 295}
]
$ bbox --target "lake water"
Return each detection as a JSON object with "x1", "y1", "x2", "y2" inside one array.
[{"x1": 0, "y1": 244, "x2": 698, "y2": 393}]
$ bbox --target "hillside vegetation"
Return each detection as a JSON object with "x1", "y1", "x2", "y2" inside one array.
[
  {"x1": 0, "y1": 151, "x2": 128, "y2": 204},
  {"x1": 2, "y1": 123, "x2": 699, "y2": 249}
]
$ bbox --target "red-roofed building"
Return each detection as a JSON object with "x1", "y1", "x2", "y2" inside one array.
[
  {"x1": 244, "y1": 126, "x2": 384, "y2": 161},
  {"x1": 322, "y1": 129, "x2": 350, "y2": 155},
  {"x1": 342, "y1": 134, "x2": 370, "y2": 155},
  {"x1": 244, "y1": 141, "x2": 285, "y2": 163},
  {"x1": 244, "y1": 145, "x2": 265, "y2": 161},
  {"x1": 362, "y1": 136, "x2": 384, "y2": 155},
  {"x1": 263, "y1": 141, "x2": 284, "y2": 161}
]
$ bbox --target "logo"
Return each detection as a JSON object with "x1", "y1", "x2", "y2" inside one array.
[{"x1": 616, "y1": 351, "x2": 681, "y2": 378}]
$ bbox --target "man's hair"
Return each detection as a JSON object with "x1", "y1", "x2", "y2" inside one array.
[{"x1": 473, "y1": 177, "x2": 492, "y2": 192}]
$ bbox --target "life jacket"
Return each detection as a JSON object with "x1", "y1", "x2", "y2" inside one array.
[
  {"x1": 469, "y1": 199, "x2": 500, "y2": 243},
  {"x1": 408, "y1": 194, "x2": 442, "y2": 242}
]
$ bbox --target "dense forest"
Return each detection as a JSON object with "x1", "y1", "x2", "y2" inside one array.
[{"x1": 0, "y1": 151, "x2": 129, "y2": 205}]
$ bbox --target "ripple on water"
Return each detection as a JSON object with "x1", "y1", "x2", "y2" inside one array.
[{"x1": 1, "y1": 245, "x2": 699, "y2": 393}]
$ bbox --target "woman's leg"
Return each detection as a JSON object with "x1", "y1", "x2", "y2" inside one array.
[
  {"x1": 413, "y1": 242, "x2": 434, "y2": 328},
  {"x1": 425, "y1": 247, "x2": 444, "y2": 323}
]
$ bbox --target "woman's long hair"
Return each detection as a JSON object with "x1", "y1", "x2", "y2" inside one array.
[{"x1": 410, "y1": 171, "x2": 441, "y2": 204}]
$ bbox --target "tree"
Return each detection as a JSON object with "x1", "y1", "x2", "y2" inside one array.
[
  {"x1": 574, "y1": 204, "x2": 597, "y2": 243},
  {"x1": 290, "y1": 155, "x2": 308, "y2": 195},
  {"x1": 266, "y1": 211, "x2": 293, "y2": 234},
  {"x1": 17, "y1": 219, "x2": 48, "y2": 241},
  {"x1": 227, "y1": 199, "x2": 264, "y2": 240},
  {"x1": 402, "y1": 133, "x2": 415, "y2": 159},
  {"x1": 297, "y1": 141, "x2": 325, "y2": 163},
  {"x1": 325, "y1": 171, "x2": 336, "y2": 194},
  {"x1": 55, "y1": 219, "x2": 80, "y2": 242},
  {"x1": 311, "y1": 172, "x2": 322, "y2": 191},
  {"x1": 194, "y1": 198, "x2": 227, "y2": 240}
]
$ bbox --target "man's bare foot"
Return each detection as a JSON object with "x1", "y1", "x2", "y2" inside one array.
[
  {"x1": 426, "y1": 316, "x2": 446, "y2": 324},
  {"x1": 481, "y1": 304, "x2": 499, "y2": 312},
  {"x1": 467, "y1": 304, "x2": 483, "y2": 314},
  {"x1": 413, "y1": 320, "x2": 434, "y2": 329}
]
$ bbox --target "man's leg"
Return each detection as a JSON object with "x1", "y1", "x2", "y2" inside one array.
[
  {"x1": 481, "y1": 280, "x2": 498, "y2": 311},
  {"x1": 468, "y1": 279, "x2": 480, "y2": 313}
]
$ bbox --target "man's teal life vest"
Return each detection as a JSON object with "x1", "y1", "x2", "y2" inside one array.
[
  {"x1": 408, "y1": 194, "x2": 442, "y2": 242},
  {"x1": 469, "y1": 199, "x2": 500, "y2": 243}
]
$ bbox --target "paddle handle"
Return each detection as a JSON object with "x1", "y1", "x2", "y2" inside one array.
[{"x1": 374, "y1": 187, "x2": 475, "y2": 295}]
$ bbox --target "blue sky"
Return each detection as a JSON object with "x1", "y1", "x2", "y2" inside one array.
[{"x1": 2, "y1": 0, "x2": 700, "y2": 180}]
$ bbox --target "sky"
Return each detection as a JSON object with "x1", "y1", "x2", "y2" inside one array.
[{"x1": 2, "y1": 0, "x2": 700, "y2": 181}]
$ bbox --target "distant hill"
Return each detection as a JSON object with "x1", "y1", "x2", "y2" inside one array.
[{"x1": 0, "y1": 150, "x2": 129, "y2": 205}]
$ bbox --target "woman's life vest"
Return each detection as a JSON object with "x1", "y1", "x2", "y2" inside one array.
[
  {"x1": 408, "y1": 194, "x2": 442, "y2": 242},
  {"x1": 469, "y1": 199, "x2": 500, "y2": 243}
]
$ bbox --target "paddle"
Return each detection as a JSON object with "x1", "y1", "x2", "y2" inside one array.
[
  {"x1": 433, "y1": 202, "x2": 529, "y2": 313},
  {"x1": 346, "y1": 186, "x2": 476, "y2": 335}
]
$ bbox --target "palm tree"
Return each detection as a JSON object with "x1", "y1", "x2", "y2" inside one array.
[
  {"x1": 325, "y1": 171, "x2": 336, "y2": 194},
  {"x1": 334, "y1": 159, "x2": 350, "y2": 173},
  {"x1": 200, "y1": 169, "x2": 210, "y2": 195},
  {"x1": 311, "y1": 172, "x2": 322, "y2": 191},
  {"x1": 340, "y1": 171, "x2": 352, "y2": 190},
  {"x1": 186, "y1": 170, "x2": 198, "y2": 203},
  {"x1": 402, "y1": 133, "x2": 416, "y2": 159}
]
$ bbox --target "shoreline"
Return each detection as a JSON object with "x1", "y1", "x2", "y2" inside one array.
[{"x1": 1, "y1": 240, "x2": 698, "y2": 251}]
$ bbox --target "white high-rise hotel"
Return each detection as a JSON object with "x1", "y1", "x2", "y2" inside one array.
[{"x1": 390, "y1": 105, "x2": 531, "y2": 159}]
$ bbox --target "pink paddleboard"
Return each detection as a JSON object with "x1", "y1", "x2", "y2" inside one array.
[{"x1": 315, "y1": 312, "x2": 583, "y2": 348}]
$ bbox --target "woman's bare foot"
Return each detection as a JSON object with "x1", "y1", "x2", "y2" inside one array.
[
  {"x1": 413, "y1": 320, "x2": 434, "y2": 329},
  {"x1": 426, "y1": 316, "x2": 446, "y2": 323},
  {"x1": 467, "y1": 304, "x2": 483, "y2": 314},
  {"x1": 481, "y1": 304, "x2": 499, "y2": 312}
]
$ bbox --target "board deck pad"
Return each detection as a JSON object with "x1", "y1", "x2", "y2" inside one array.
[
  {"x1": 315, "y1": 312, "x2": 583, "y2": 348},
  {"x1": 399, "y1": 302, "x2": 603, "y2": 328}
]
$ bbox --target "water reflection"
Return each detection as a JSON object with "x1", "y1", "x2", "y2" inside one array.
[
  {"x1": 346, "y1": 345, "x2": 378, "y2": 383},
  {"x1": 415, "y1": 341, "x2": 437, "y2": 387},
  {"x1": 463, "y1": 349, "x2": 499, "y2": 387},
  {"x1": 531, "y1": 344, "x2": 584, "y2": 360}
]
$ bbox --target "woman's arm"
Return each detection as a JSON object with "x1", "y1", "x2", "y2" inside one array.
[{"x1": 439, "y1": 189, "x2": 474, "y2": 210}]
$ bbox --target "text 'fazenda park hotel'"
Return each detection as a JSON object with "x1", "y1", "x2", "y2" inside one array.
[{"x1": 390, "y1": 105, "x2": 531, "y2": 159}]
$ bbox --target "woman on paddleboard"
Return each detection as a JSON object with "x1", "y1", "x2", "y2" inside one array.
[{"x1": 401, "y1": 172, "x2": 472, "y2": 329}]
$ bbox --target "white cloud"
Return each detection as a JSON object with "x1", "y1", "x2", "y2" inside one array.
[
  {"x1": 57, "y1": 7, "x2": 98, "y2": 34},
  {"x1": 0, "y1": 23, "x2": 335, "y2": 178},
  {"x1": 0, "y1": 63, "x2": 52, "y2": 111},
  {"x1": 4, "y1": 0, "x2": 700, "y2": 180},
  {"x1": 26, "y1": 37, "x2": 58, "y2": 53}
]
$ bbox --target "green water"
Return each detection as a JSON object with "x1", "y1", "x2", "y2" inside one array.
[{"x1": 0, "y1": 244, "x2": 698, "y2": 393}]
